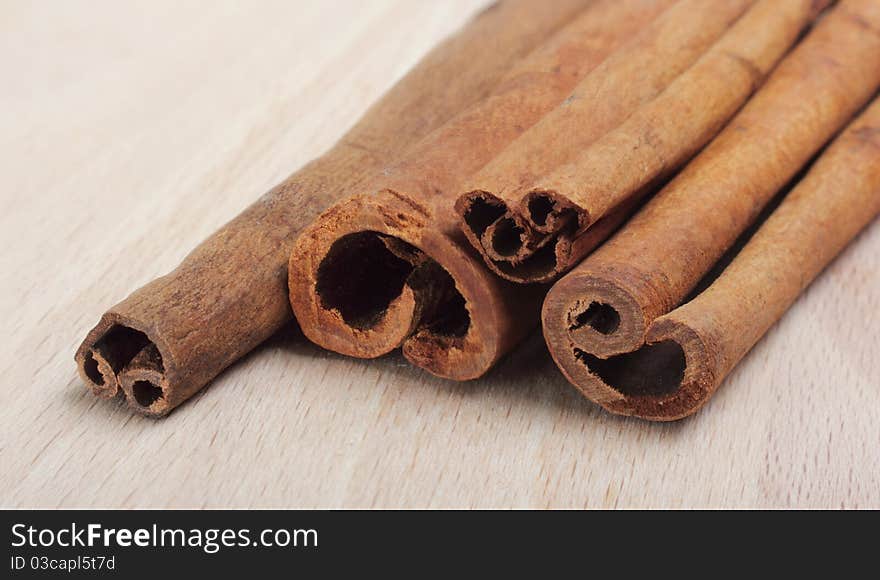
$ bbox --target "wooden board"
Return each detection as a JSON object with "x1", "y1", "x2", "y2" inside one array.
[{"x1": 2, "y1": 0, "x2": 878, "y2": 509}]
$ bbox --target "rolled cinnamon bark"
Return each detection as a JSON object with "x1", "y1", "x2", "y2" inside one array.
[
  {"x1": 74, "y1": 0, "x2": 591, "y2": 416},
  {"x1": 543, "y1": 0, "x2": 880, "y2": 420},
  {"x1": 289, "y1": 0, "x2": 681, "y2": 380},
  {"x1": 547, "y1": 95, "x2": 880, "y2": 420},
  {"x1": 457, "y1": 0, "x2": 829, "y2": 283}
]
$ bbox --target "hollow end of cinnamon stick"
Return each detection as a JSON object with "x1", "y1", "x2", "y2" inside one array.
[
  {"x1": 75, "y1": 315, "x2": 174, "y2": 416},
  {"x1": 289, "y1": 192, "x2": 514, "y2": 381},
  {"x1": 481, "y1": 215, "x2": 530, "y2": 262},
  {"x1": 543, "y1": 286, "x2": 716, "y2": 421},
  {"x1": 541, "y1": 268, "x2": 709, "y2": 421},
  {"x1": 521, "y1": 189, "x2": 586, "y2": 234},
  {"x1": 455, "y1": 188, "x2": 583, "y2": 284},
  {"x1": 543, "y1": 269, "x2": 653, "y2": 358}
]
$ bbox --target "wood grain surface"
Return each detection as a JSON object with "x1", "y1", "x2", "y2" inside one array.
[{"x1": 1, "y1": 0, "x2": 878, "y2": 509}]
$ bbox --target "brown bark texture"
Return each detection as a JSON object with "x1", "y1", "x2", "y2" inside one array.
[
  {"x1": 542, "y1": 0, "x2": 880, "y2": 420},
  {"x1": 74, "y1": 0, "x2": 591, "y2": 416},
  {"x1": 288, "y1": 0, "x2": 680, "y2": 381},
  {"x1": 457, "y1": 0, "x2": 829, "y2": 283}
]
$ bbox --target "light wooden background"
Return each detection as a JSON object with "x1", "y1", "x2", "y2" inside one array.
[{"x1": 2, "y1": 0, "x2": 878, "y2": 509}]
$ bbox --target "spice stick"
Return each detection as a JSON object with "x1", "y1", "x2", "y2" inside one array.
[
  {"x1": 547, "y1": 95, "x2": 880, "y2": 420},
  {"x1": 543, "y1": 0, "x2": 880, "y2": 420},
  {"x1": 74, "y1": 0, "x2": 591, "y2": 416},
  {"x1": 289, "y1": 0, "x2": 680, "y2": 380},
  {"x1": 457, "y1": 0, "x2": 829, "y2": 283}
]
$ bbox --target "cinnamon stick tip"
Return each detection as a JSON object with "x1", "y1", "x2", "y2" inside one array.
[
  {"x1": 543, "y1": 289, "x2": 717, "y2": 421},
  {"x1": 76, "y1": 348, "x2": 120, "y2": 399},
  {"x1": 544, "y1": 270, "x2": 649, "y2": 358},
  {"x1": 481, "y1": 214, "x2": 530, "y2": 261},
  {"x1": 290, "y1": 192, "x2": 511, "y2": 381},
  {"x1": 455, "y1": 189, "x2": 508, "y2": 238},
  {"x1": 521, "y1": 188, "x2": 587, "y2": 232},
  {"x1": 120, "y1": 374, "x2": 173, "y2": 417},
  {"x1": 75, "y1": 315, "x2": 173, "y2": 416}
]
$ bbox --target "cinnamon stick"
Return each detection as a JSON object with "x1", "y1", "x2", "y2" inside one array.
[
  {"x1": 288, "y1": 0, "x2": 679, "y2": 380},
  {"x1": 457, "y1": 0, "x2": 829, "y2": 283},
  {"x1": 74, "y1": 0, "x2": 591, "y2": 416},
  {"x1": 548, "y1": 95, "x2": 880, "y2": 420},
  {"x1": 542, "y1": 0, "x2": 880, "y2": 420}
]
